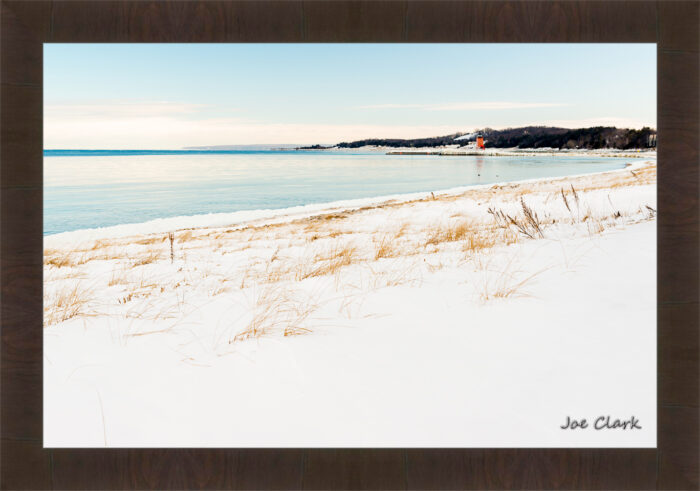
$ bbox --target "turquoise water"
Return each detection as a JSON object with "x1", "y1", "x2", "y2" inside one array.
[{"x1": 44, "y1": 150, "x2": 629, "y2": 235}]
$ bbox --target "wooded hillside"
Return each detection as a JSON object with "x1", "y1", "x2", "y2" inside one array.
[{"x1": 330, "y1": 126, "x2": 656, "y2": 150}]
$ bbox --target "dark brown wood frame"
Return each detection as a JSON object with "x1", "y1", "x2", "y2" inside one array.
[{"x1": 1, "y1": 1, "x2": 698, "y2": 489}]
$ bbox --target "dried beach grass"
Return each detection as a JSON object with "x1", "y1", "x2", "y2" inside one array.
[
  {"x1": 424, "y1": 220, "x2": 470, "y2": 247},
  {"x1": 229, "y1": 286, "x2": 318, "y2": 343},
  {"x1": 44, "y1": 282, "x2": 94, "y2": 326}
]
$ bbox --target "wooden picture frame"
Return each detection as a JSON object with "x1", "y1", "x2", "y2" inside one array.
[{"x1": 1, "y1": 1, "x2": 698, "y2": 489}]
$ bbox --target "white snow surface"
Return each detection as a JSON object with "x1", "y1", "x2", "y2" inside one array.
[
  {"x1": 454, "y1": 132, "x2": 477, "y2": 141},
  {"x1": 44, "y1": 162, "x2": 657, "y2": 447}
]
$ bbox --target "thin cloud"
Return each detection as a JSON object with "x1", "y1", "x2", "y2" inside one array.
[
  {"x1": 357, "y1": 101, "x2": 568, "y2": 111},
  {"x1": 543, "y1": 117, "x2": 654, "y2": 129},
  {"x1": 45, "y1": 101, "x2": 215, "y2": 119}
]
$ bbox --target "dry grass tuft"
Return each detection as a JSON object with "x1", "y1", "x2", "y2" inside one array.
[
  {"x1": 311, "y1": 212, "x2": 348, "y2": 222},
  {"x1": 558, "y1": 185, "x2": 584, "y2": 223},
  {"x1": 369, "y1": 261, "x2": 422, "y2": 289},
  {"x1": 209, "y1": 282, "x2": 229, "y2": 297},
  {"x1": 135, "y1": 235, "x2": 166, "y2": 246},
  {"x1": 463, "y1": 231, "x2": 498, "y2": 253},
  {"x1": 132, "y1": 247, "x2": 163, "y2": 267},
  {"x1": 178, "y1": 230, "x2": 195, "y2": 242},
  {"x1": 306, "y1": 229, "x2": 346, "y2": 243},
  {"x1": 394, "y1": 223, "x2": 409, "y2": 239},
  {"x1": 374, "y1": 235, "x2": 400, "y2": 260},
  {"x1": 44, "y1": 254, "x2": 74, "y2": 268},
  {"x1": 90, "y1": 239, "x2": 113, "y2": 250},
  {"x1": 518, "y1": 198, "x2": 544, "y2": 238},
  {"x1": 44, "y1": 249, "x2": 86, "y2": 268},
  {"x1": 424, "y1": 220, "x2": 470, "y2": 247},
  {"x1": 108, "y1": 267, "x2": 130, "y2": 287},
  {"x1": 587, "y1": 219, "x2": 606, "y2": 236},
  {"x1": 481, "y1": 269, "x2": 543, "y2": 301},
  {"x1": 44, "y1": 282, "x2": 93, "y2": 326},
  {"x1": 488, "y1": 198, "x2": 544, "y2": 240},
  {"x1": 295, "y1": 243, "x2": 357, "y2": 281},
  {"x1": 264, "y1": 260, "x2": 293, "y2": 284},
  {"x1": 475, "y1": 255, "x2": 547, "y2": 302},
  {"x1": 230, "y1": 287, "x2": 318, "y2": 343}
]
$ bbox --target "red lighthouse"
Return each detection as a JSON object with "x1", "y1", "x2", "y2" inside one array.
[{"x1": 476, "y1": 133, "x2": 485, "y2": 150}]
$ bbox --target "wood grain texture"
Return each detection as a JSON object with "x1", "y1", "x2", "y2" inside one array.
[
  {"x1": 51, "y1": 1, "x2": 304, "y2": 42},
  {"x1": 302, "y1": 1, "x2": 407, "y2": 42},
  {"x1": 404, "y1": 1, "x2": 656, "y2": 42},
  {"x1": 0, "y1": 439, "x2": 52, "y2": 490},
  {"x1": 51, "y1": 449, "x2": 304, "y2": 490},
  {"x1": 0, "y1": 85, "x2": 43, "y2": 189},
  {"x1": 658, "y1": 0, "x2": 700, "y2": 52},
  {"x1": 658, "y1": 405, "x2": 700, "y2": 489},
  {"x1": 1, "y1": 187, "x2": 43, "y2": 442},
  {"x1": 302, "y1": 449, "x2": 406, "y2": 490},
  {"x1": 657, "y1": 49, "x2": 700, "y2": 305},
  {"x1": 654, "y1": 10, "x2": 699, "y2": 488},
  {"x1": 405, "y1": 449, "x2": 657, "y2": 490},
  {"x1": 0, "y1": 0, "x2": 698, "y2": 489},
  {"x1": 0, "y1": 1, "x2": 50, "y2": 86},
  {"x1": 659, "y1": 303, "x2": 700, "y2": 408}
]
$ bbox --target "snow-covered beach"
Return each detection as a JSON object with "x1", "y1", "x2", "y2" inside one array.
[{"x1": 44, "y1": 159, "x2": 657, "y2": 447}]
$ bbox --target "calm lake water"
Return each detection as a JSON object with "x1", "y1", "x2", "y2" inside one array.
[{"x1": 44, "y1": 150, "x2": 630, "y2": 235}]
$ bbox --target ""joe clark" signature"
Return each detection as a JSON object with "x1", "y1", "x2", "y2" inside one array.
[{"x1": 560, "y1": 415, "x2": 642, "y2": 430}]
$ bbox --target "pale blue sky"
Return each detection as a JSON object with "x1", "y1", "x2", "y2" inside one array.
[{"x1": 44, "y1": 44, "x2": 656, "y2": 148}]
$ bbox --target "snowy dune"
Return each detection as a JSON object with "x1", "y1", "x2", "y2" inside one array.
[{"x1": 44, "y1": 161, "x2": 656, "y2": 447}]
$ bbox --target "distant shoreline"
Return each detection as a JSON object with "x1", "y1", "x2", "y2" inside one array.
[
  {"x1": 385, "y1": 149, "x2": 653, "y2": 158},
  {"x1": 44, "y1": 147, "x2": 657, "y2": 158},
  {"x1": 295, "y1": 146, "x2": 656, "y2": 159}
]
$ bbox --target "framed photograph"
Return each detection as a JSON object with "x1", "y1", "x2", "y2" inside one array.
[
  {"x1": 42, "y1": 42, "x2": 659, "y2": 449},
  {"x1": 2, "y1": 1, "x2": 698, "y2": 489}
]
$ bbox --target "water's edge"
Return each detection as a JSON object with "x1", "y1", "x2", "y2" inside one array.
[{"x1": 44, "y1": 160, "x2": 650, "y2": 247}]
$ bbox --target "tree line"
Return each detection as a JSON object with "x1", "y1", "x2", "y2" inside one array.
[
  {"x1": 478, "y1": 126, "x2": 656, "y2": 149},
  {"x1": 321, "y1": 126, "x2": 656, "y2": 150}
]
